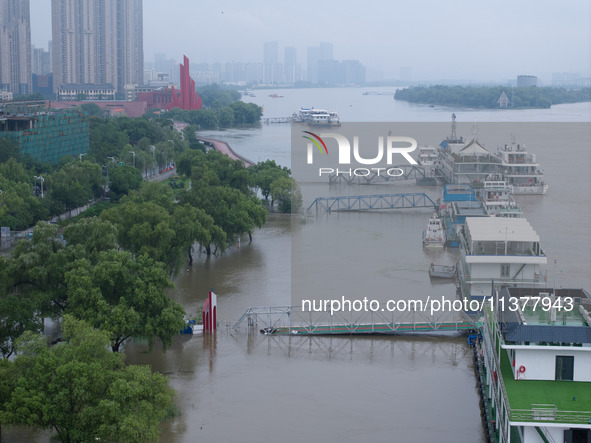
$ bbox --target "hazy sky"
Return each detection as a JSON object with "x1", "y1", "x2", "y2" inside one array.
[{"x1": 30, "y1": 0, "x2": 591, "y2": 82}]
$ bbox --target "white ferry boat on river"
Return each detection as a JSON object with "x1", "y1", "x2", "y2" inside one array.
[{"x1": 296, "y1": 107, "x2": 340, "y2": 126}]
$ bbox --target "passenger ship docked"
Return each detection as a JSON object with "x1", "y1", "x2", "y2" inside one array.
[
  {"x1": 476, "y1": 175, "x2": 523, "y2": 218},
  {"x1": 495, "y1": 141, "x2": 548, "y2": 195},
  {"x1": 476, "y1": 287, "x2": 591, "y2": 443},
  {"x1": 436, "y1": 114, "x2": 548, "y2": 195}
]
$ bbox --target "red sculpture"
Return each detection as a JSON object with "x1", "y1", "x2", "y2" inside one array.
[
  {"x1": 202, "y1": 290, "x2": 217, "y2": 333},
  {"x1": 168, "y1": 55, "x2": 202, "y2": 111}
]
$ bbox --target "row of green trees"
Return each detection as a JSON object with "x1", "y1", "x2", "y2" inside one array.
[
  {"x1": 394, "y1": 85, "x2": 591, "y2": 108},
  {"x1": 0, "y1": 156, "x2": 298, "y2": 441},
  {"x1": 0, "y1": 101, "x2": 296, "y2": 441},
  {"x1": 197, "y1": 84, "x2": 242, "y2": 108},
  {"x1": 0, "y1": 155, "x2": 293, "y2": 441},
  {"x1": 164, "y1": 100, "x2": 263, "y2": 129},
  {"x1": 1, "y1": 117, "x2": 298, "y2": 233},
  {"x1": 0, "y1": 112, "x2": 187, "y2": 230},
  {"x1": 0, "y1": 155, "x2": 144, "y2": 230}
]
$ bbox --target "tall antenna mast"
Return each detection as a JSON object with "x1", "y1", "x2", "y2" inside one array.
[{"x1": 451, "y1": 113, "x2": 457, "y2": 141}]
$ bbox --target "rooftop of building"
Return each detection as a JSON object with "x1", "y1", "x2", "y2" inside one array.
[
  {"x1": 58, "y1": 84, "x2": 115, "y2": 90},
  {"x1": 49, "y1": 101, "x2": 147, "y2": 118},
  {"x1": 0, "y1": 102, "x2": 87, "y2": 130},
  {"x1": 443, "y1": 184, "x2": 477, "y2": 202},
  {"x1": 453, "y1": 201, "x2": 488, "y2": 217},
  {"x1": 465, "y1": 217, "x2": 540, "y2": 243},
  {"x1": 498, "y1": 288, "x2": 591, "y2": 345},
  {"x1": 0, "y1": 100, "x2": 48, "y2": 116}
]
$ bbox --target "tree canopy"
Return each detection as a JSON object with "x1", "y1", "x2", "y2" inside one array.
[
  {"x1": 108, "y1": 164, "x2": 142, "y2": 199},
  {"x1": 0, "y1": 138, "x2": 19, "y2": 163},
  {"x1": 248, "y1": 159, "x2": 291, "y2": 202},
  {"x1": 270, "y1": 176, "x2": 303, "y2": 213},
  {"x1": 0, "y1": 159, "x2": 50, "y2": 230},
  {"x1": 0, "y1": 315, "x2": 175, "y2": 443},
  {"x1": 65, "y1": 251, "x2": 185, "y2": 352},
  {"x1": 394, "y1": 85, "x2": 591, "y2": 109},
  {"x1": 2, "y1": 220, "x2": 186, "y2": 352},
  {"x1": 180, "y1": 183, "x2": 267, "y2": 249},
  {"x1": 196, "y1": 84, "x2": 241, "y2": 108},
  {"x1": 47, "y1": 161, "x2": 105, "y2": 213}
]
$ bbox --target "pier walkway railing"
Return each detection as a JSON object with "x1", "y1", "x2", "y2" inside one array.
[
  {"x1": 306, "y1": 192, "x2": 438, "y2": 214},
  {"x1": 233, "y1": 305, "x2": 475, "y2": 336},
  {"x1": 328, "y1": 165, "x2": 438, "y2": 184}
]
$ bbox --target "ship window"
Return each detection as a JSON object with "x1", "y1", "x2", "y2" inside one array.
[
  {"x1": 501, "y1": 264, "x2": 510, "y2": 278},
  {"x1": 555, "y1": 355, "x2": 574, "y2": 381}
]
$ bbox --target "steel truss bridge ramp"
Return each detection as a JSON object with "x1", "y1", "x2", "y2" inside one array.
[
  {"x1": 238, "y1": 330, "x2": 470, "y2": 366},
  {"x1": 233, "y1": 305, "x2": 475, "y2": 336},
  {"x1": 306, "y1": 193, "x2": 438, "y2": 213},
  {"x1": 328, "y1": 165, "x2": 440, "y2": 184}
]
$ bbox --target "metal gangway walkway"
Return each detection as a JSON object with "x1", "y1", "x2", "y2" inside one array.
[
  {"x1": 306, "y1": 193, "x2": 438, "y2": 214},
  {"x1": 261, "y1": 116, "x2": 294, "y2": 124},
  {"x1": 233, "y1": 305, "x2": 475, "y2": 336},
  {"x1": 328, "y1": 164, "x2": 440, "y2": 184}
]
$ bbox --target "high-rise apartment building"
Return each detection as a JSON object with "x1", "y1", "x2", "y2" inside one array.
[
  {"x1": 116, "y1": 0, "x2": 143, "y2": 91},
  {"x1": 307, "y1": 42, "x2": 333, "y2": 83},
  {"x1": 32, "y1": 45, "x2": 51, "y2": 75},
  {"x1": 51, "y1": 0, "x2": 143, "y2": 96},
  {"x1": 263, "y1": 41, "x2": 278, "y2": 84},
  {"x1": 284, "y1": 46, "x2": 297, "y2": 84},
  {"x1": 0, "y1": 0, "x2": 32, "y2": 95}
]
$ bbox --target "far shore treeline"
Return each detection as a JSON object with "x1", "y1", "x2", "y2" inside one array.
[{"x1": 394, "y1": 85, "x2": 591, "y2": 109}]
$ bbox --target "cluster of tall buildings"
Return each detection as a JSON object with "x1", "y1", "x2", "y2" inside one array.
[
  {"x1": 263, "y1": 41, "x2": 365, "y2": 86},
  {"x1": 183, "y1": 42, "x2": 365, "y2": 87},
  {"x1": 1, "y1": 1, "x2": 366, "y2": 101},
  {"x1": 0, "y1": 0, "x2": 143, "y2": 98}
]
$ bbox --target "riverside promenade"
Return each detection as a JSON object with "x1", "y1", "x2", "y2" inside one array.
[{"x1": 196, "y1": 136, "x2": 255, "y2": 168}]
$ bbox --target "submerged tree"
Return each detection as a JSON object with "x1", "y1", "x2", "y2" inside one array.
[
  {"x1": 65, "y1": 251, "x2": 185, "y2": 352},
  {"x1": 270, "y1": 176, "x2": 303, "y2": 213},
  {"x1": 1, "y1": 315, "x2": 176, "y2": 442}
]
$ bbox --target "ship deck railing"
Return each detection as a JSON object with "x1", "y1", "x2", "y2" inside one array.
[
  {"x1": 510, "y1": 407, "x2": 591, "y2": 425},
  {"x1": 482, "y1": 307, "x2": 591, "y2": 429}
]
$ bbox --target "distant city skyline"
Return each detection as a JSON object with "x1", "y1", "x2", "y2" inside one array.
[
  {"x1": 1, "y1": 0, "x2": 32, "y2": 94},
  {"x1": 28, "y1": 0, "x2": 591, "y2": 83}
]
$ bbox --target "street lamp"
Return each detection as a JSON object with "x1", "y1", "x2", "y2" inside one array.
[
  {"x1": 149, "y1": 146, "x2": 158, "y2": 176},
  {"x1": 107, "y1": 156, "x2": 115, "y2": 163},
  {"x1": 130, "y1": 151, "x2": 136, "y2": 167},
  {"x1": 34, "y1": 175, "x2": 44, "y2": 198},
  {"x1": 79, "y1": 153, "x2": 86, "y2": 162}
]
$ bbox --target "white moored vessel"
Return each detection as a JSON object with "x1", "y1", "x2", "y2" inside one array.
[
  {"x1": 418, "y1": 145, "x2": 439, "y2": 166},
  {"x1": 477, "y1": 175, "x2": 523, "y2": 218},
  {"x1": 496, "y1": 140, "x2": 548, "y2": 194},
  {"x1": 422, "y1": 213, "x2": 446, "y2": 247},
  {"x1": 297, "y1": 107, "x2": 340, "y2": 126}
]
